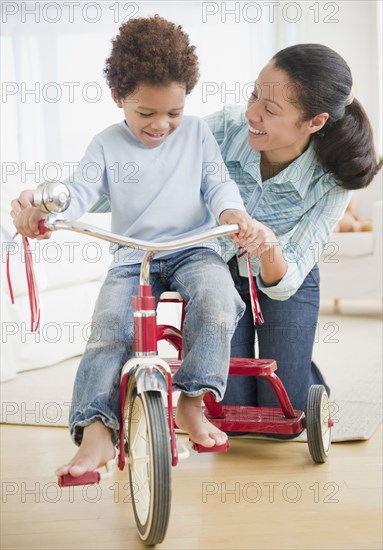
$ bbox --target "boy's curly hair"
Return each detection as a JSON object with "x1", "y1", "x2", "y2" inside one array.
[{"x1": 104, "y1": 15, "x2": 199, "y2": 99}]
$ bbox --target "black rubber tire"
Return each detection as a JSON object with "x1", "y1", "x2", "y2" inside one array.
[
  {"x1": 125, "y1": 377, "x2": 171, "y2": 546},
  {"x1": 306, "y1": 384, "x2": 332, "y2": 463}
]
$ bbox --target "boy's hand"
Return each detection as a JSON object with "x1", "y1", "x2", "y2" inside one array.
[
  {"x1": 219, "y1": 209, "x2": 278, "y2": 257},
  {"x1": 219, "y1": 208, "x2": 261, "y2": 248},
  {"x1": 219, "y1": 209, "x2": 254, "y2": 241},
  {"x1": 10, "y1": 190, "x2": 51, "y2": 239}
]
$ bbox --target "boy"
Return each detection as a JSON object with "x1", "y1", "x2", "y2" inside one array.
[{"x1": 11, "y1": 16, "x2": 257, "y2": 479}]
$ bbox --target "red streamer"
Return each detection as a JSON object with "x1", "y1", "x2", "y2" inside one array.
[
  {"x1": 6, "y1": 233, "x2": 40, "y2": 332},
  {"x1": 237, "y1": 249, "x2": 264, "y2": 325}
]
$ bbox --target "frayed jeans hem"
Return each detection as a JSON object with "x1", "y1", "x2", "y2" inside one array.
[
  {"x1": 70, "y1": 415, "x2": 120, "y2": 447},
  {"x1": 172, "y1": 385, "x2": 222, "y2": 402}
]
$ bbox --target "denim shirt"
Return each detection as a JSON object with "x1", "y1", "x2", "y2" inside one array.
[{"x1": 205, "y1": 105, "x2": 351, "y2": 300}]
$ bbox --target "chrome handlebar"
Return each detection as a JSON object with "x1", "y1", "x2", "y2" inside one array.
[
  {"x1": 36, "y1": 181, "x2": 239, "y2": 285},
  {"x1": 43, "y1": 217, "x2": 239, "y2": 252}
]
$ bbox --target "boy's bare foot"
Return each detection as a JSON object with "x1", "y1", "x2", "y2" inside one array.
[
  {"x1": 175, "y1": 392, "x2": 228, "y2": 448},
  {"x1": 55, "y1": 421, "x2": 116, "y2": 478}
]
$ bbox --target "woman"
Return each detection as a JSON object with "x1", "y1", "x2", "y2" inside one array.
[{"x1": 205, "y1": 43, "x2": 380, "y2": 421}]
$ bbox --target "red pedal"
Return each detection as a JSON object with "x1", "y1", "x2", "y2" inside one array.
[
  {"x1": 58, "y1": 471, "x2": 101, "y2": 487},
  {"x1": 191, "y1": 441, "x2": 230, "y2": 453}
]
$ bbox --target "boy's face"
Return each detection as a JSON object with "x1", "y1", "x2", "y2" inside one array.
[{"x1": 113, "y1": 83, "x2": 186, "y2": 147}]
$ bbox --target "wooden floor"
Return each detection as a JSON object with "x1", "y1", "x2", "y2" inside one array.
[{"x1": 1, "y1": 423, "x2": 382, "y2": 550}]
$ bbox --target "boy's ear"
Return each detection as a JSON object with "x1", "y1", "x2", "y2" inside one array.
[
  {"x1": 305, "y1": 113, "x2": 329, "y2": 135},
  {"x1": 111, "y1": 89, "x2": 123, "y2": 108}
]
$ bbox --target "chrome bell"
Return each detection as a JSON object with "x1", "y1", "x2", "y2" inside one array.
[{"x1": 34, "y1": 181, "x2": 71, "y2": 213}]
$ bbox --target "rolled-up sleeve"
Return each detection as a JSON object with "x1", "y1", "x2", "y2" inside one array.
[{"x1": 255, "y1": 185, "x2": 351, "y2": 300}]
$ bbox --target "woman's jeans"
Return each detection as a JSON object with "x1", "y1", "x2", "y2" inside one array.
[
  {"x1": 69, "y1": 248, "x2": 245, "y2": 445},
  {"x1": 223, "y1": 258, "x2": 328, "y2": 415}
]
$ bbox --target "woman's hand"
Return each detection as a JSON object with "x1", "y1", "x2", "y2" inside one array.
[
  {"x1": 219, "y1": 209, "x2": 278, "y2": 256},
  {"x1": 10, "y1": 189, "x2": 51, "y2": 239},
  {"x1": 241, "y1": 219, "x2": 280, "y2": 258},
  {"x1": 220, "y1": 209, "x2": 287, "y2": 286},
  {"x1": 244, "y1": 219, "x2": 287, "y2": 287}
]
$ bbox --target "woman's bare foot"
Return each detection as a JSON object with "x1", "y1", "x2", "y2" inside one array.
[
  {"x1": 175, "y1": 392, "x2": 228, "y2": 448},
  {"x1": 55, "y1": 421, "x2": 116, "y2": 478}
]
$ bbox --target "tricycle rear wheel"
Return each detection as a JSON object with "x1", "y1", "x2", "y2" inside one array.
[{"x1": 306, "y1": 384, "x2": 332, "y2": 463}]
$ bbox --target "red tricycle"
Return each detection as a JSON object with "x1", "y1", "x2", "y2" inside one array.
[{"x1": 30, "y1": 181, "x2": 332, "y2": 546}]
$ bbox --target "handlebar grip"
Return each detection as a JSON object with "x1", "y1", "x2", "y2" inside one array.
[{"x1": 38, "y1": 220, "x2": 50, "y2": 235}]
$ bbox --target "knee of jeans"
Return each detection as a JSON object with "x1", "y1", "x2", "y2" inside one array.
[
  {"x1": 237, "y1": 295, "x2": 246, "y2": 316},
  {"x1": 197, "y1": 286, "x2": 244, "y2": 318},
  {"x1": 213, "y1": 293, "x2": 246, "y2": 325}
]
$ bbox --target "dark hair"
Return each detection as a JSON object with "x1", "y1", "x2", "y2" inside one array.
[
  {"x1": 104, "y1": 15, "x2": 199, "y2": 99},
  {"x1": 272, "y1": 44, "x2": 380, "y2": 190}
]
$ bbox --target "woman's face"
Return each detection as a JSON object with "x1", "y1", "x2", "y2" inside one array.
[{"x1": 245, "y1": 62, "x2": 313, "y2": 160}]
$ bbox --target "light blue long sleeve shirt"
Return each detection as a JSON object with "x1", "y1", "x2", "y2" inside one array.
[
  {"x1": 205, "y1": 105, "x2": 351, "y2": 300},
  {"x1": 62, "y1": 116, "x2": 246, "y2": 266}
]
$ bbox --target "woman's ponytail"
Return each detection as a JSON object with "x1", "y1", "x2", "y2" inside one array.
[
  {"x1": 316, "y1": 98, "x2": 380, "y2": 189},
  {"x1": 272, "y1": 44, "x2": 381, "y2": 190}
]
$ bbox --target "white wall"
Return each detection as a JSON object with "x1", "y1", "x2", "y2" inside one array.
[
  {"x1": 297, "y1": 0, "x2": 382, "y2": 155},
  {"x1": 287, "y1": 0, "x2": 383, "y2": 213}
]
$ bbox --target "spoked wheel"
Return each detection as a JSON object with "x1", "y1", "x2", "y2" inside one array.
[
  {"x1": 306, "y1": 385, "x2": 332, "y2": 463},
  {"x1": 124, "y1": 375, "x2": 171, "y2": 546}
]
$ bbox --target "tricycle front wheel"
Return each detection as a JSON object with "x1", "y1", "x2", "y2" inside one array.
[{"x1": 124, "y1": 377, "x2": 171, "y2": 546}]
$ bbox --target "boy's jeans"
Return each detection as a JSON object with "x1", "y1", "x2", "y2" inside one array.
[{"x1": 69, "y1": 247, "x2": 245, "y2": 445}]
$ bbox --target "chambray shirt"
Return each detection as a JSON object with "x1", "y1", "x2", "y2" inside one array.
[
  {"x1": 205, "y1": 105, "x2": 351, "y2": 300},
  {"x1": 61, "y1": 116, "x2": 246, "y2": 267}
]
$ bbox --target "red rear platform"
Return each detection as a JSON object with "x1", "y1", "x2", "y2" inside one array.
[{"x1": 167, "y1": 357, "x2": 305, "y2": 436}]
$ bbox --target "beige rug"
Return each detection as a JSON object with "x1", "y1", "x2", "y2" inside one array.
[{"x1": 1, "y1": 300, "x2": 382, "y2": 442}]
